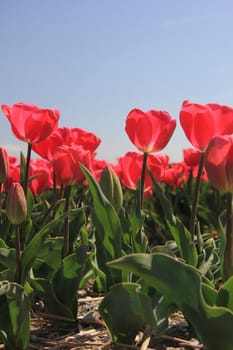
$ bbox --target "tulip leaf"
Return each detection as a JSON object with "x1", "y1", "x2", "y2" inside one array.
[
  {"x1": 31, "y1": 246, "x2": 91, "y2": 318},
  {"x1": 216, "y1": 276, "x2": 233, "y2": 311},
  {"x1": 0, "y1": 281, "x2": 31, "y2": 350},
  {"x1": 108, "y1": 253, "x2": 233, "y2": 350},
  {"x1": 99, "y1": 282, "x2": 159, "y2": 344},
  {"x1": 0, "y1": 248, "x2": 16, "y2": 271},
  {"x1": 21, "y1": 208, "x2": 83, "y2": 284},
  {"x1": 53, "y1": 246, "x2": 91, "y2": 317},
  {"x1": 30, "y1": 277, "x2": 74, "y2": 318},
  {"x1": 149, "y1": 170, "x2": 198, "y2": 266},
  {"x1": 33, "y1": 237, "x2": 63, "y2": 280},
  {"x1": 81, "y1": 165, "x2": 123, "y2": 288}
]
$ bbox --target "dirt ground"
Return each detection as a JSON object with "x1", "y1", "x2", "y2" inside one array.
[{"x1": 27, "y1": 288, "x2": 204, "y2": 350}]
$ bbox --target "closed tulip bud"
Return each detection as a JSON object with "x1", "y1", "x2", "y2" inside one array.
[
  {"x1": 100, "y1": 166, "x2": 123, "y2": 213},
  {"x1": 0, "y1": 148, "x2": 9, "y2": 183},
  {"x1": 6, "y1": 182, "x2": 27, "y2": 224}
]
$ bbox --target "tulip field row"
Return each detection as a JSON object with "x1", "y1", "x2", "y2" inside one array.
[{"x1": 0, "y1": 100, "x2": 233, "y2": 350}]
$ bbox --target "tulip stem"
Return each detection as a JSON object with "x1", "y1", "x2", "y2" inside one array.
[
  {"x1": 15, "y1": 225, "x2": 21, "y2": 284},
  {"x1": 63, "y1": 185, "x2": 71, "y2": 258},
  {"x1": 0, "y1": 183, "x2": 2, "y2": 224},
  {"x1": 189, "y1": 152, "x2": 205, "y2": 241},
  {"x1": 24, "y1": 142, "x2": 32, "y2": 198},
  {"x1": 224, "y1": 192, "x2": 233, "y2": 281},
  {"x1": 140, "y1": 152, "x2": 148, "y2": 210}
]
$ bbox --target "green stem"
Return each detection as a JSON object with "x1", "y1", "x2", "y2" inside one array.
[
  {"x1": 140, "y1": 152, "x2": 148, "y2": 211},
  {"x1": 24, "y1": 143, "x2": 32, "y2": 198},
  {"x1": 63, "y1": 185, "x2": 71, "y2": 258},
  {"x1": 15, "y1": 225, "x2": 21, "y2": 284},
  {"x1": 0, "y1": 182, "x2": 2, "y2": 224},
  {"x1": 224, "y1": 192, "x2": 233, "y2": 281},
  {"x1": 189, "y1": 152, "x2": 205, "y2": 241}
]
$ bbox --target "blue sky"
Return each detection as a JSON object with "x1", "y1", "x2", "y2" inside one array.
[{"x1": 1, "y1": 0, "x2": 233, "y2": 163}]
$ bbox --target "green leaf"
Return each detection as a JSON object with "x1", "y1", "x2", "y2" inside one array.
[
  {"x1": 99, "y1": 282, "x2": 159, "y2": 344},
  {"x1": 216, "y1": 276, "x2": 233, "y2": 311},
  {"x1": 30, "y1": 277, "x2": 74, "y2": 318},
  {"x1": 21, "y1": 208, "x2": 82, "y2": 284},
  {"x1": 149, "y1": 171, "x2": 198, "y2": 266},
  {"x1": 53, "y1": 246, "x2": 90, "y2": 317},
  {"x1": 108, "y1": 253, "x2": 233, "y2": 350},
  {"x1": 0, "y1": 281, "x2": 31, "y2": 350},
  {"x1": 81, "y1": 165, "x2": 123, "y2": 288},
  {"x1": 32, "y1": 246, "x2": 90, "y2": 319},
  {"x1": 0, "y1": 248, "x2": 16, "y2": 271}
]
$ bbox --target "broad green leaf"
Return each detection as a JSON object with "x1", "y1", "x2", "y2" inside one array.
[
  {"x1": 109, "y1": 253, "x2": 233, "y2": 350},
  {"x1": 30, "y1": 278, "x2": 74, "y2": 318},
  {"x1": 99, "y1": 282, "x2": 159, "y2": 344},
  {"x1": 53, "y1": 246, "x2": 90, "y2": 317},
  {"x1": 0, "y1": 281, "x2": 31, "y2": 350}
]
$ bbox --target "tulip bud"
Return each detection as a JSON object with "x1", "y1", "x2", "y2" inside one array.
[
  {"x1": 6, "y1": 182, "x2": 27, "y2": 224},
  {"x1": 0, "y1": 148, "x2": 9, "y2": 183},
  {"x1": 100, "y1": 166, "x2": 123, "y2": 213}
]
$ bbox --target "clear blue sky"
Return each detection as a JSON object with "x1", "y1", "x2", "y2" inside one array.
[{"x1": 1, "y1": 0, "x2": 233, "y2": 163}]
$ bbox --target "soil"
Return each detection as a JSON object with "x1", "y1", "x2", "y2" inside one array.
[{"x1": 25, "y1": 288, "x2": 204, "y2": 350}]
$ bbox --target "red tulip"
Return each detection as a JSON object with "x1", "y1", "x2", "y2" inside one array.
[
  {"x1": 183, "y1": 148, "x2": 201, "y2": 167},
  {"x1": 0, "y1": 148, "x2": 9, "y2": 183},
  {"x1": 32, "y1": 126, "x2": 101, "y2": 161},
  {"x1": 162, "y1": 162, "x2": 187, "y2": 188},
  {"x1": 91, "y1": 158, "x2": 111, "y2": 181},
  {"x1": 1, "y1": 102, "x2": 60, "y2": 144},
  {"x1": 29, "y1": 159, "x2": 53, "y2": 196},
  {"x1": 205, "y1": 135, "x2": 233, "y2": 193},
  {"x1": 117, "y1": 151, "x2": 165, "y2": 196},
  {"x1": 125, "y1": 108, "x2": 176, "y2": 153},
  {"x1": 180, "y1": 100, "x2": 233, "y2": 151},
  {"x1": 52, "y1": 145, "x2": 91, "y2": 187}
]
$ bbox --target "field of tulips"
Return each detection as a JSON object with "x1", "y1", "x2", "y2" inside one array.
[{"x1": 1, "y1": 100, "x2": 233, "y2": 350}]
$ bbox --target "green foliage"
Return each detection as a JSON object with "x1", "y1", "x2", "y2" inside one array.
[
  {"x1": 108, "y1": 253, "x2": 233, "y2": 350},
  {"x1": 149, "y1": 170, "x2": 198, "y2": 266},
  {"x1": 99, "y1": 282, "x2": 161, "y2": 344},
  {"x1": 0, "y1": 146, "x2": 232, "y2": 350},
  {"x1": 81, "y1": 165, "x2": 123, "y2": 289},
  {"x1": 31, "y1": 245, "x2": 91, "y2": 318},
  {"x1": 0, "y1": 281, "x2": 31, "y2": 350}
]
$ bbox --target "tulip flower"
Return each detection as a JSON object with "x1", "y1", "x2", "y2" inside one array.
[
  {"x1": 125, "y1": 108, "x2": 176, "y2": 207},
  {"x1": 117, "y1": 152, "x2": 165, "y2": 197},
  {"x1": 1, "y1": 102, "x2": 60, "y2": 198},
  {"x1": 52, "y1": 145, "x2": 91, "y2": 187},
  {"x1": 52, "y1": 145, "x2": 92, "y2": 257},
  {"x1": 183, "y1": 148, "x2": 201, "y2": 167},
  {"x1": 180, "y1": 100, "x2": 233, "y2": 152},
  {"x1": 180, "y1": 100, "x2": 233, "y2": 239},
  {"x1": 29, "y1": 159, "x2": 53, "y2": 196},
  {"x1": 205, "y1": 135, "x2": 233, "y2": 280},
  {"x1": 125, "y1": 108, "x2": 176, "y2": 154},
  {"x1": 32, "y1": 126, "x2": 101, "y2": 161},
  {"x1": 0, "y1": 148, "x2": 9, "y2": 184},
  {"x1": 1, "y1": 102, "x2": 60, "y2": 144},
  {"x1": 205, "y1": 135, "x2": 233, "y2": 193}
]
